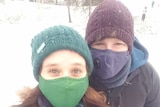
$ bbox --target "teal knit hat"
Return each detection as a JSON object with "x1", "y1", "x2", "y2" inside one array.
[{"x1": 31, "y1": 25, "x2": 93, "y2": 81}]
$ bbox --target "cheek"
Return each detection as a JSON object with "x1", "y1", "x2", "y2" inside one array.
[
  {"x1": 40, "y1": 71, "x2": 48, "y2": 79},
  {"x1": 40, "y1": 69, "x2": 53, "y2": 80},
  {"x1": 124, "y1": 45, "x2": 129, "y2": 51},
  {"x1": 121, "y1": 45, "x2": 128, "y2": 51}
]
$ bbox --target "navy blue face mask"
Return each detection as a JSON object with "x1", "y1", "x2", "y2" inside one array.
[
  {"x1": 90, "y1": 47, "x2": 130, "y2": 79},
  {"x1": 90, "y1": 47, "x2": 131, "y2": 89}
]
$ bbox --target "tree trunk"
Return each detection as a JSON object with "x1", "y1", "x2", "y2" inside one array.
[
  {"x1": 55, "y1": 0, "x2": 57, "y2": 5},
  {"x1": 67, "y1": 0, "x2": 72, "y2": 23},
  {"x1": 89, "y1": 0, "x2": 92, "y2": 16}
]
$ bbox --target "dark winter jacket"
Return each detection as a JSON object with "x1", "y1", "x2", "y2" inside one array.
[{"x1": 108, "y1": 38, "x2": 160, "y2": 107}]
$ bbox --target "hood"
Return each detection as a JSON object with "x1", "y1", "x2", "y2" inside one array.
[{"x1": 130, "y1": 37, "x2": 149, "y2": 73}]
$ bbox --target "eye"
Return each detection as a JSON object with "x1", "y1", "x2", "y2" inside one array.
[
  {"x1": 48, "y1": 69, "x2": 60, "y2": 75},
  {"x1": 92, "y1": 42, "x2": 103, "y2": 46},
  {"x1": 112, "y1": 41, "x2": 128, "y2": 52},
  {"x1": 72, "y1": 69, "x2": 81, "y2": 74},
  {"x1": 40, "y1": 67, "x2": 62, "y2": 79},
  {"x1": 114, "y1": 42, "x2": 124, "y2": 45},
  {"x1": 91, "y1": 42, "x2": 106, "y2": 50},
  {"x1": 92, "y1": 42, "x2": 104, "y2": 47},
  {"x1": 71, "y1": 68, "x2": 83, "y2": 77}
]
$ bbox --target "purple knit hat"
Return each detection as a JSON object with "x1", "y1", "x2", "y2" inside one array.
[{"x1": 85, "y1": 0, "x2": 134, "y2": 53}]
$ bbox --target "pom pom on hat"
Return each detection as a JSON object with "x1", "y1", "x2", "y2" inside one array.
[
  {"x1": 85, "y1": 0, "x2": 134, "y2": 53},
  {"x1": 31, "y1": 25, "x2": 93, "y2": 81}
]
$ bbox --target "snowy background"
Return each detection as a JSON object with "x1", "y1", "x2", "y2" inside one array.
[{"x1": 0, "y1": 0, "x2": 160, "y2": 106}]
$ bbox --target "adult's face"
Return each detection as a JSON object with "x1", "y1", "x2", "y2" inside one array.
[
  {"x1": 40, "y1": 50, "x2": 87, "y2": 80},
  {"x1": 91, "y1": 38, "x2": 128, "y2": 52}
]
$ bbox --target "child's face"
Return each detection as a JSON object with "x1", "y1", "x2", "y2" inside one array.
[{"x1": 40, "y1": 50, "x2": 87, "y2": 80}]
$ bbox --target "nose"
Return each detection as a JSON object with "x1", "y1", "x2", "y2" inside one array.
[
  {"x1": 103, "y1": 43, "x2": 112, "y2": 50},
  {"x1": 105, "y1": 45, "x2": 112, "y2": 50}
]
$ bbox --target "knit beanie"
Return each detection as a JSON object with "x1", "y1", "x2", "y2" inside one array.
[
  {"x1": 85, "y1": 0, "x2": 134, "y2": 53},
  {"x1": 31, "y1": 25, "x2": 93, "y2": 81}
]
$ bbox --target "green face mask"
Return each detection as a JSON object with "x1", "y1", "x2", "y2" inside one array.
[{"x1": 39, "y1": 75, "x2": 88, "y2": 107}]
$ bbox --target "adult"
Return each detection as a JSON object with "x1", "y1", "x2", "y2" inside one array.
[
  {"x1": 11, "y1": 25, "x2": 110, "y2": 107},
  {"x1": 85, "y1": 0, "x2": 160, "y2": 107}
]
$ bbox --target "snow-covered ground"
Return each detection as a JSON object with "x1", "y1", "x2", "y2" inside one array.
[{"x1": 0, "y1": 1, "x2": 160, "y2": 106}]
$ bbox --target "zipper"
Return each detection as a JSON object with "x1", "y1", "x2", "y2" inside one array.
[{"x1": 106, "y1": 89, "x2": 111, "y2": 105}]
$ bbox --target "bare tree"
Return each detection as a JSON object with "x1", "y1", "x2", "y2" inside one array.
[
  {"x1": 67, "y1": 0, "x2": 72, "y2": 23},
  {"x1": 89, "y1": 0, "x2": 92, "y2": 16},
  {"x1": 55, "y1": 0, "x2": 58, "y2": 4}
]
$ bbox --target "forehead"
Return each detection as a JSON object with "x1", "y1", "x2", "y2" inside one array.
[{"x1": 42, "y1": 50, "x2": 86, "y2": 65}]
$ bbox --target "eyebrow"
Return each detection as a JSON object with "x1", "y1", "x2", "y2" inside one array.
[
  {"x1": 43, "y1": 63, "x2": 86, "y2": 68},
  {"x1": 72, "y1": 63, "x2": 86, "y2": 67},
  {"x1": 43, "y1": 64, "x2": 58, "y2": 68}
]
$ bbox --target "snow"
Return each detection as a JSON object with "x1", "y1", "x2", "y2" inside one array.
[{"x1": 0, "y1": 1, "x2": 160, "y2": 107}]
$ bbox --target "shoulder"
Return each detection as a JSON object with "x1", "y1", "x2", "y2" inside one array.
[
  {"x1": 138, "y1": 62, "x2": 159, "y2": 81},
  {"x1": 130, "y1": 62, "x2": 160, "y2": 88},
  {"x1": 129, "y1": 62, "x2": 160, "y2": 107},
  {"x1": 123, "y1": 62, "x2": 160, "y2": 96},
  {"x1": 130, "y1": 62, "x2": 159, "y2": 78},
  {"x1": 141, "y1": 62, "x2": 160, "y2": 107},
  {"x1": 117, "y1": 62, "x2": 160, "y2": 107}
]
